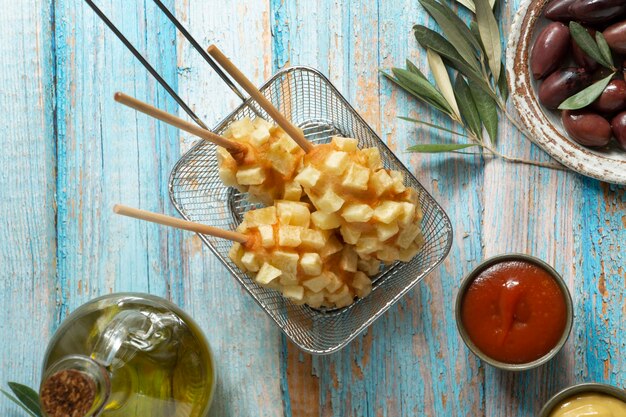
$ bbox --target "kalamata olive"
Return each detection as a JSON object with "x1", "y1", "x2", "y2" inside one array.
[
  {"x1": 603, "y1": 20, "x2": 626, "y2": 54},
  {"x1": 572, "y1": 28, "x2": 599, "y2": 71},
  {"x1": 531, "y1": 22, "x2": 571, "y2": 79},
  {"x1": 592, "y1": 66, "x2": 614, "y2": 81},
  {"x1": 592, "y1": 79, "x2": 626, "y2": 113},
  {"x1": 545, "y1": 0, "x2": 577, "y2": 21},
  {"x1": 562, "y1": 110, "x2": 612, "y2": 147},
  {"x1": 538, "y1": 68, "x2": 591, "y2": 109},
  {"x1": 611, "y1": 111, "x2": 626, "y2": 149},
  {"x1": 570, "y1": 0, "x2": 626, "y2": 24}
]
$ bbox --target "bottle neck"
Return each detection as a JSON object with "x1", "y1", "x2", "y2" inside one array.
[{"x1": 39, "y1": 355, "x2": 110, "y2": 417}]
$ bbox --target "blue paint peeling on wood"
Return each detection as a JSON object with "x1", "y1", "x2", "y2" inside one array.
[{"x1": 1, "y1": 0, "x2": 626, "y2": 416}]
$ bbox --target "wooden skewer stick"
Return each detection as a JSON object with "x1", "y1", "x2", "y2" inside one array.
[
  {"x1": 207, "y1": 45, "x2": 314, "y2": 153},
  {"x1": 114, "y1": 92, "x2": 247, "y2": 156},
  {"x1": 113, "y1": 204, "x2": 248, "y2": 244}
]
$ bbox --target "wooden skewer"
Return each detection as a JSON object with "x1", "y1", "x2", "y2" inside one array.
[
  {"x1": 114, "y1": 92, "x2": 247, "y2": 156},
  {"x1": 113, "y1": 204, "x2": 248, "y2": 244},
  {"x1": 207, "y1": 45, "x2": 315, "y2": 153}
]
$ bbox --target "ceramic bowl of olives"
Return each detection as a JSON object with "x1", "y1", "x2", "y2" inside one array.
[{"x1": 507, "y1": 0, "x2": 626, "y2": 184}]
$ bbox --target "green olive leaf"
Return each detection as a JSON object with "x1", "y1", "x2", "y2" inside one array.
[
  {"x1": 399, "y1": 116, "x2": 469, "y2": 137},
  {"x1": 427, "y1": 49, "x2": 462, "y2": 120},
  {"x1": 413, "y1": 25, "x2": 498, "y2": 100},
  {"x1": 454, "y1": 75, "x2": 483, "y2": 140},
  {"x1": 595, "y1": 32, "x2": 613, "y2": 67},
  {"x1": 405, "y1": 59, "x2": 421, "y2": 75},
  {"x1": 7, "y1": 383, "x2": 41, "y2": 417},
  {"x1": 468, "y1": 80, "x2": 498, "y2": 144},
  {"x1": 390, "y1": 68, "x2": 454, "y2": 114},
  {"x1": 569, "y1": 22, "x2": 613, "y2": 69},
  {"x1": 381, "y1": 69, "x2": 452, "y2": 115},
  {"x1": 498, "y1": 63, "x2": 509, "y2": 102},
  {"x1": 454, "y1": 0, "x2": 495, "y2": 13},
  {"x1": 407, "y1": 143, "x2": 480, "y2": 153},
  {"x1": 475, "y1": 0, "x2": 501, "y2": 80},
  {"x1": 418, "y1": 0, "x2": 482, "y2": 67},
  {"x1": 558, "y1": 72, "x2": 614, "y2": 110}
]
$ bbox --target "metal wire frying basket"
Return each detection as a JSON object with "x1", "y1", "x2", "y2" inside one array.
[{"x1": 169, "y1": 66, "x2": 453, "y2": 354}]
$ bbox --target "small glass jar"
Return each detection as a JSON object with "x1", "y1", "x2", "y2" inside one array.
[{"x1": 39, "y1": 293, "x2": 215, "y2": 417}]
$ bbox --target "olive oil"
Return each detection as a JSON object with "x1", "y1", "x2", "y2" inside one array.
[{"x1": 40, "y1": 294, "x2": 214, "y2": 417}]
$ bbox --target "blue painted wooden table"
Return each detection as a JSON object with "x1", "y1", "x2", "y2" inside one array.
[{"x1": 1, "y1": 1, "x2": 624, "y2": 416}]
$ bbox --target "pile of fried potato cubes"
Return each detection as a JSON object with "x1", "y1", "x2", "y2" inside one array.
[{"x1": 221, "y1": 118, "x2": 424, "y2": 309}]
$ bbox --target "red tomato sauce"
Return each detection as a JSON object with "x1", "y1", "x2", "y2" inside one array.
[{"x1": 460, "y1": 260, "x2": 567, "y2": 364}]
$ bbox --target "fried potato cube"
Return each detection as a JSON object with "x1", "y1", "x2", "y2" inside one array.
[
  {"x1": 274, "y1": 133, "x2": 301, "y2": 154},
  {"x1": 340, "y1": 223, "x2": 361, "y2": 245},
  {"x1": 376, "y1": 221, "x2": 399, "y2": 242},
  {"x1": 300, "y1": 253, "x2": 323, "y2": 276},
  {"x1": 398, "y1": 202, "x2": 417, "y2": 226},
  {"x1": 250, "y1": 125, "x2": 271, "y2": 146},
  {"x1": 283, "y1": 285, "x2": 304, "y2": 301},
  {"x1": 312, "y1": 189, "x2": 345, "y2": 213},
  {"x1": 294, "y1": 165, "x2": 321, "y2": 188},
  {"x1": 390, "y1": 170, "x2": 406, "y2": 193},
  {"x1": 303, "y1": 290, "x2": 325, "y2": 308},
  {"x1": 358, "y1": 258, "x2": 381, "y2": 276},
  {"x1": 324, "y1": 272, "x2": 343, "y2": 293},
  {"x1": 341, "y1": 203, "x2": 374, "y2": 223},
  {"x1": 356, "y1": 237, "x2": 379, "y2": 256},
  {"x1": 303, "y1": 273, "x2": 331, "y2": 293},
  {"x1": 399, "y1": 243, "x2": 420, "y2": 262},
  {"x1": 277, "y1": 200, "x2": 310, "y2": 227},
  {"x1": 373, "y1": 201, "x2": 404, "y2": 224},
  {"x1": 362, "y1": 147, "x2": 383, "y2": 170},
  {"x1": 253, "y1": 117, "x2": 273, "y2": 130},
  {"x1": 396, "y1": 223, "x2": 422, "y2": 249},
  {"x1": 267, "y1": 147, "x2": 298, "y2": 177},
  {"x1": 370, "y1": 169, "x2": 394, "y2": 196},
  {"x1": 300, "y1": 229, "x2": 327, "y2": 250},
  {"x1": 283, "y1": 181, "x2": 302, "y2": 201},
  {"x1": 331, "y1": 136, "x2": 358, "y2": 152},
  {"x1": 350, "y1": 271, "x2": 372, "y2": 291},
  {"x1": 324, "y1": 151, "x2": 350, "y2": 175},
  {"x1": 218, "y1": 167, "x2": 239, "y2": 188},
  {"x1": 279, "y1": 273, "x2": 298, "y2": 286},
  {"x1": 228, "y1": 242, "x2": 245, "y2": 270},
  {"x1": 341, "y1": 163, "x2": 370, "y2": 191},
  {"x1": 228, "y1": 118, "x2": 254, "y2": 139},
  {"x1": 258, "y1": 225, "x2": 275, "y2": 248},
  {"x1": 236, "y1": 166, "x2": 266, "y2": 185},
  {"x1": 277, "y1": 225, "x2": 303, "y2": 247},
  {"x1": 354, "y1": 280, "x2": 372, "y2": 299},
  {"x1": 244, "y1": 207, "x2": 277, "y2": 226},
  {"x1": 256, "y1": 262, "x2": 282, "y2": 285},
  {"x1": 327, "y1": 285, "x2": 352, "y2": 304},
  {"x1": 320, "y1": 236, "x2": 344, "y2": 258},
  {"x1": 271, "y1": 250, "x2": 299, "y2": 275},
  {"x1": 241, "y1": 251, "x2": 260, "y2": 272},
  {"x1": 339, "y1": 247, "x2": 358, "y2": 272},
  {"x1": 311, "y1": 211, "x2": 342, "y2": 230},
  {"x1": 377, "y1": 246, "x2": 400, "y2": 263}
]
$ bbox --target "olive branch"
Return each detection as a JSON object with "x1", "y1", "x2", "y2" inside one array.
[{"x1": 382, "y1": 0, "x2": 564, "y2": 169}]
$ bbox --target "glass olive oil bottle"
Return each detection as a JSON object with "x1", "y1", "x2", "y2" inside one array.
[{"x1": 39, "y1": 294, "x2": 215, "y2": 417}]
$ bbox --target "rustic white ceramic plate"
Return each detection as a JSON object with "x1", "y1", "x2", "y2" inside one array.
[{"x1": 507, "y1": 0, "x2": 626, "y2": 184}]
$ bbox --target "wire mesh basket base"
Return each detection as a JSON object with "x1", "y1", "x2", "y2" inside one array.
[{"x1": 169, "y1": 67, "x2": 453, "y2": 354}]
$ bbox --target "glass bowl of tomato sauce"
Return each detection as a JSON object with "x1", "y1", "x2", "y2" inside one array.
[{"x1": 455, "y1": 254, "x2": 573, "y2": 371}]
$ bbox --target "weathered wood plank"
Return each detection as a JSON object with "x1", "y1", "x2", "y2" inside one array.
[
  {"x1": 174, "y1": 1, "x2": 284, "y2": 416},
  {"x1": 55, "y1": 0, "x2": 183, "y2": 307},
  {"x1": 0, "y1": 1, "x2": 57, "y2": 413},
  {"x1": 574, "y1": 181, "x2": 625, "y2": 383},
  {"x1": 272, "y1": 1, "x2": 485, "y2": 415}
]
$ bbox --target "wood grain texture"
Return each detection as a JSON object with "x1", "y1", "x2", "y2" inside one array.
[
  {"x1": 0, "y1": 0, "x2": 57, "y2": 411},
  {"x1": 1, "y1": 0, "x2": 625, "y2": 416}
]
